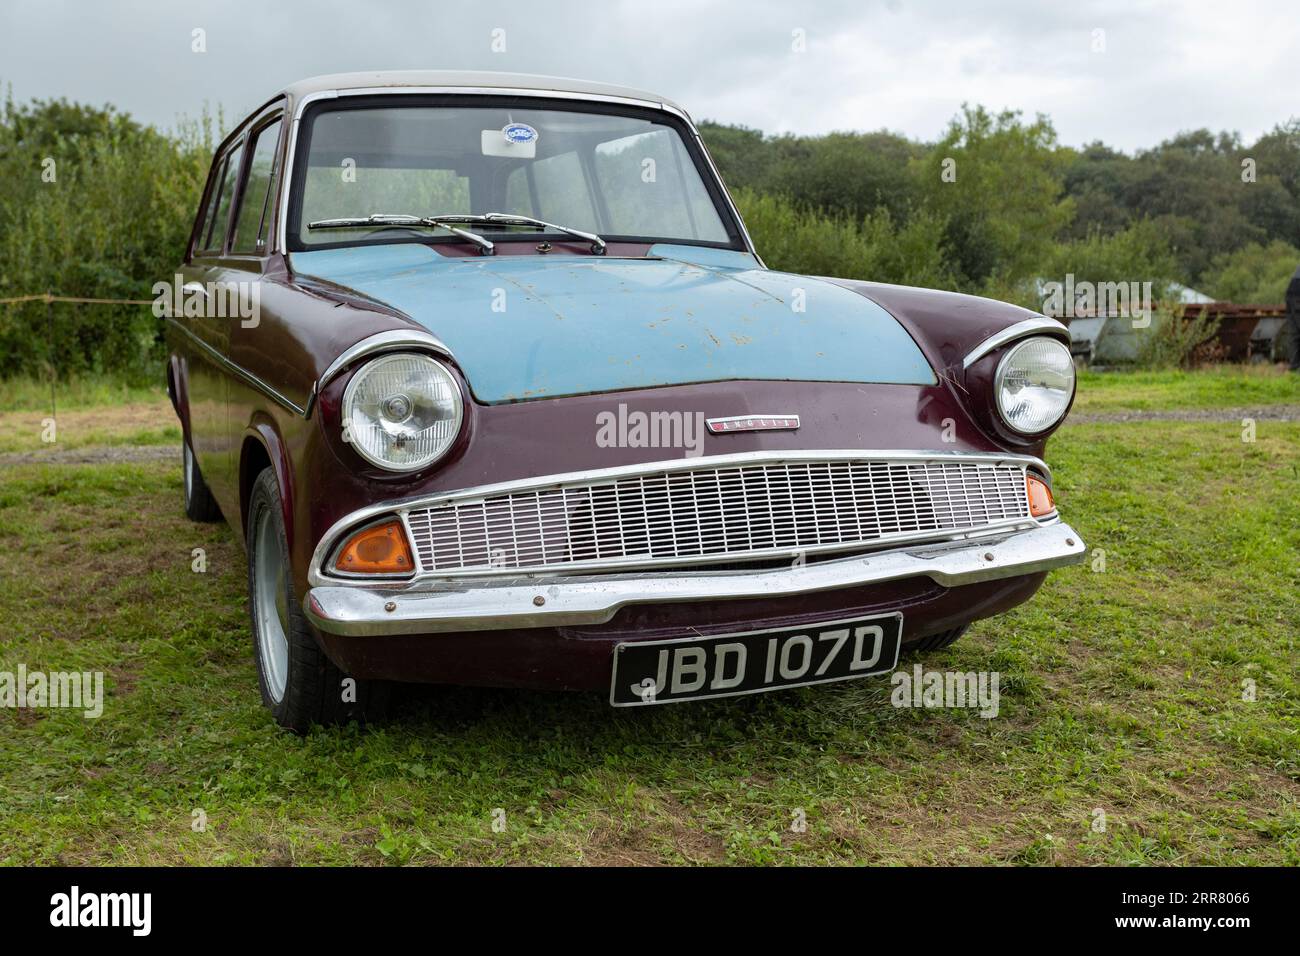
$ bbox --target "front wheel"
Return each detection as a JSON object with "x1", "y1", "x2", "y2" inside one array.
[{"x1": 246, "y1": 467, "x2": 388, "y2": 732}]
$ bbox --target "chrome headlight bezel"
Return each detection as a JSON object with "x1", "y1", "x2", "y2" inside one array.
[
  {"x1": 993, "y1": 336, "x2": 1076, "y2": 435},
  {"x1": 341, "y1": 352, "x2": 464, "y2": 473}
]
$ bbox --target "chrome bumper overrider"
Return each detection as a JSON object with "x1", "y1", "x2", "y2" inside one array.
[{"x1": 303, "y1": 521, "x2": 1085, "y2": 637}]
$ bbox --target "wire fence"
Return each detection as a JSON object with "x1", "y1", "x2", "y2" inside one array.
[
  {"x1": 0, "y1": 291, "x2": 159, "y2": 419},
  {"x1": 0, "y1": 293, "x2": 156, "y2": 306}
]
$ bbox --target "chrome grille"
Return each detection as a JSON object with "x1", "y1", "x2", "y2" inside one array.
[{"x1": 402, "y1": 454, "x2": 1035, "y2": 576}]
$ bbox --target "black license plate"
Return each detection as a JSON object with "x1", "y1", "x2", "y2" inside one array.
[{"x1": 610, "y1": 613, "x2": 902, "y2": 706}]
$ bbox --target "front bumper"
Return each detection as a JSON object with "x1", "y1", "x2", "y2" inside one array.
[{"x1": 304, "y1": 520, "x2": 1084, "y2": 637}]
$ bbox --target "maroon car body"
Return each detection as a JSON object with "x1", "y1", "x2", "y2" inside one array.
[{"x1": 166, "y1": 71, "x2": 1084, "y2": 730}]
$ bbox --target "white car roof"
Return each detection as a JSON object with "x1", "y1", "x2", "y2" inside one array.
[{"x1": 279, "y1": 71, "x2": 688, "y2": 116}]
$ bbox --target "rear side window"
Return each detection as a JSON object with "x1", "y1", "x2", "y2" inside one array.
[
  {"x1": 194, "y1": 155, "x2": 226, "y2": 255},
  {"x1": 232, "y1": 119, "x2": 282, "y2": 254},
  {"x1": 201, "y1": 142, "x2": 244, "y2": 254},
  {"x1": 257, "y1": 144, "x2": 283, "y2": 251}
]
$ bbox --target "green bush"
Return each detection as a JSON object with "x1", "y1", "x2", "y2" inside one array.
[
  {"x1": 0, "y1": 95, "x2": 215, "y2": 383},
  {"x1": 1199, "y1": 240, "x2": 1300, "y2": 303},
  {"x1": 735, "y1": 188, "x2": 956, "y2": 289},
  {"x1": 1135, "y1": 307, "x2": 1221, "y2": 369},
  {"x1": 992, "y1": 218, "x2": 1181, "y2": 311}
]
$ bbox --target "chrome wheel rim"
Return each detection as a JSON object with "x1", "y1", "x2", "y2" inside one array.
[
  {"x1": 252, "y1": 507, "x2": 290, "y2": 703},
  {"x1": 183, "y1": 441, "x2": 193, "y2": 503}
]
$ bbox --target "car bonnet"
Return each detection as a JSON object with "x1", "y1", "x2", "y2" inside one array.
[{"x1": 289, "y1": 243, "x2": 936, "y2": 403}]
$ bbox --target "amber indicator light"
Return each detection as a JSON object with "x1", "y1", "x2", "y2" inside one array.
[
  {"x1": 335, "y1": 520, "x2": 414, "y2": 574},
  {"x1": 1026, "y1": 475, "x2": 1055, "y2": 517}
]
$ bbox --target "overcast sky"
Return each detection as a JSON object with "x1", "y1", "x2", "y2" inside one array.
[{"x1": 2, "y1": 0, "x2": 1297, "y2": 152}]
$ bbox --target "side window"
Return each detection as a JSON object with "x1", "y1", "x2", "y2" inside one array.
[
  {"x1": 202, "y1": 142, "x2": 244, "y2": 254},
  {"x1": 194, "y1": 155, "x2": 226, "y2": 255},
  {"x1": 257, "y1": 143, "x2": 283, "y2": 251},
  {"x1": 232, "y1": 119, "x2": 282, "y2": 254}
]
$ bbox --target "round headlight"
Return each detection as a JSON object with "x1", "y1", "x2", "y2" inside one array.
[
  {"x1": 342, "y1": 353, "x2": 462, "y2": 472},
  {"x1": 994, "y1": 337, "x2": 1075, "y2": 434}
]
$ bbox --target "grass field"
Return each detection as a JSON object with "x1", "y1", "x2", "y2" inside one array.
[
  {"x1": 0, "y1": 371, "x2": 1296, "y2": 865},
  {"x1": 1073, "y1": 364, "x2": 1300, "y2": 413}
]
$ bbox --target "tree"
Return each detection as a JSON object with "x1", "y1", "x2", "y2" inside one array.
[
  {"x1": 1062, "y1": 141, "x2": 1140, "y2": 238},
  {"x1": 1199, "y1": 240, "x2": 1300, "y2": 303},
  {"x1": 913, "y1": 105, "x2": 1074, "y2": 294},
  {"x1": 1124, "y1": 130, "x2": 1265, "y2": 281},
  {"x1": 762, "y1": 130, "x2": 921, "y2": 224},
  {"x1": 1241, "y1": 120, "x2": 1300, "y2": 248},
  {"x1": 696, "y1": 122, "x2": 775, "y2": 194},
  {"x1": 700, "y1": 123, "x2": 922, "y2": 224},
  {"x1": 0, "y1": 94, "x2": 215, "y2": 379}
]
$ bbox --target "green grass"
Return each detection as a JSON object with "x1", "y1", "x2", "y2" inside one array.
[
  {"x1": 1074, "y1": 364, "x2": 1300, "y2": 413},
  {"x1": 0, "y1": 374, "x2": 166, "y2": 413},
  {"x1": 0, "y1": 400, "x2": 1296, "y2": 865},
  {"x1": 0, "y1": 395, "x2": 176, "y2": 454}
]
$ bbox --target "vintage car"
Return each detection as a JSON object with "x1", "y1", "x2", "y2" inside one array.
[{"x1": 166, "y1": 70, "x2": 1084, "y2": 731}]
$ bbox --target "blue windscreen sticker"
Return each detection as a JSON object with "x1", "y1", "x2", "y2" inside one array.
[{"x1": 502, "y1": 123, "x2": 538, "y2": 145}]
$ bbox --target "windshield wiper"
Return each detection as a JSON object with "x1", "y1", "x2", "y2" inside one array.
[
  {"x1": 433, "y1": 213, "x2": 607, "y2": 256},
  {"x1": 307, "y1": 214, "x2": 495, "y2": 255},
  {"x1": 308, "y1": 212, "x2": 610, "y2": 256}
]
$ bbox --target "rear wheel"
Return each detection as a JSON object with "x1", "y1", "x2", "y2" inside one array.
[
  {"x1": 182, "y1": 437, "x2": 222, "y2": 521},
  {"x1": 246, "y1": 467, "x2": 388, "y2": 733},
  {"x1": 909, "y1": 624, "x2": 970, "y2": 653}
]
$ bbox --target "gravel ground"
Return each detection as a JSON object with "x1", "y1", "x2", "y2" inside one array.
[
  {"x1": 1068, "y1": 404, "x2": 1300, "y2": 424},
  {"x1": 0, "y1": 444, "x2": 180, "y2": 467}
]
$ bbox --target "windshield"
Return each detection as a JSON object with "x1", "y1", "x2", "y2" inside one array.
[{"x1": 290, "y1": 99, "x2": 737, "y2": 250}]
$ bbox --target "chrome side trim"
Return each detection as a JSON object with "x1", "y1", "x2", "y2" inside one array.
[
  {"x1": 307, "y1": 329, "x2": 454, "y2": 417},
  {"x1": 303, "y1": 520, "x2": 1085, "y2": 635},
  {"x1": 278, "y1": 86, "x2": 761, "y2": 262},
  {"x1": 166, "y1": 316, "x2": 306, "y2": 417},
  {"x1": 306, "y1": 448, "x2": 1055, "y2": 587},
  {"x1": 962, "y1": 316, "x2": 1070, "y2": 369}
]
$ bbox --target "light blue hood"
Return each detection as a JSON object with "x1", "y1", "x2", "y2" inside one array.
[{"x1": 289, "y1": 243, "x2": 935, "y2": 403}]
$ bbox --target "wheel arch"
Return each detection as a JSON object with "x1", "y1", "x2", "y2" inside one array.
[
  {"x1": 166, "y1": 353, "x2": 192, "y2": 438},
  {"x1": 239, "y1": 418, "x2": 295, "y2": 550}
]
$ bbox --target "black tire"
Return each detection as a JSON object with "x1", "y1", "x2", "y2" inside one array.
[
  {"x1": 182, "y1": 435, "x2": 222, "y2": 521},
  {"x1": 246, "y1": 467, "x2": 389, "y2": 733},
  {"x1": 908, "y1": 624, "x2": 970, "y2": 653}
]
